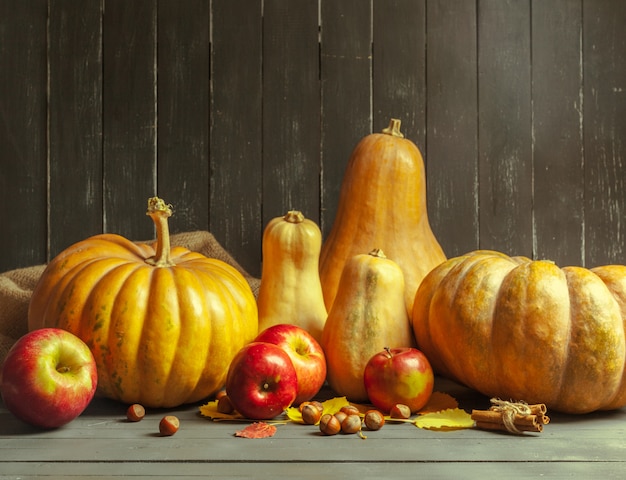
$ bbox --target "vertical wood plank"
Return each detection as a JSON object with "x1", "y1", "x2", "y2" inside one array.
[
  {"x1": 426, "y1": 0, "x2": 479, "y2": 256},
  {"x1": 320, "y1": 0, "x2": 372, "y2": 236},
  {"x1": 532, "y1": 0, "x2": 584, "y2": 266},
  {"x1": 373, "y1": 0, "x2": 426, "y2": 145},
  {"x1": 583, "y1": 0, "x2": 626, "y2": 266},
  {"x1": 48, "y1": 0, "x2": 104, "y2": 257},
  {"x1": 210, "y1": 0, "x2": 263, "y2": 276},
  {"x1": 477, "y1": 0, "x2": 532, "y2": 257},
  {"x1": 0, "y1": 0, "x2": 48, "y2": 271},
  {"x1": 102, "y1": 0, "x2": 158, "y2": 239},
  {"x1": 157, "y1": 0, "x2": 210, "y2": 234},
  {"x1": 262, "y1": 0, "x2": 321, "y2": 225}
]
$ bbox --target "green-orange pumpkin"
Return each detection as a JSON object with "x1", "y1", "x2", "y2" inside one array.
[
  {"x1": 28, "y1": 198, "x2": 258, "y2": 408},
  {"x1": 411, "y1": 250, "x2": 626, "y2": 414}
]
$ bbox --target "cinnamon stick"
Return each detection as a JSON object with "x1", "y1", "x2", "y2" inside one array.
[
  {"x1": 527, "y1": 403, "x2": 547, "y2": 415},
  {"x1": 471, "y1": 398, "x2": 549, "y2": 434},
  {"x1": 474, "y1": 420, "x2": 543, "y2": 434},
  {"x1": 471, "y1": 410, "x2": 541, "y2": 427}
]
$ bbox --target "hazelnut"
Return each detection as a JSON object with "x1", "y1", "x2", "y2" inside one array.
[
  {"x1": 159, "y1": 415, "x2": 180, "y2": 436},
  {"x1": 389, "y1": 403, "x2": 412, "y2": 419},
  {"x1": 299, "y1": 400, "x2": 324, "y2": 413},
  {"x1": 126, "y1": 404, "x2": 145, "y2": 422},
  {"x1": 301, "y1": 403, "x2": 323, "y2": 425},
  {"x1": 217, "y1": 395, "x2": 235, "y2": 414},
  {"x1": 333, "y1": 411, "x2": 348, "y2": 425},
  {"x1": 341, "y1": 414, "x2": 362, "y2": 434},
  {"x1": 364, "y1": 409, "x2": 385, "y2": 431},
  {"x1": 215, "y1": 389, "x2": 228, "y2": 401},
  {"x1": 340, "y1": 405, "x2": 360, "y2": 416},
  {"x1": 319, "y1": 413, "x2": 341, "y2": 435}
]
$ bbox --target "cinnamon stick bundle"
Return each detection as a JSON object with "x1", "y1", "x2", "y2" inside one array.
[{"x1": 471, "y1": 398, "x2": 549, "y2": 434}]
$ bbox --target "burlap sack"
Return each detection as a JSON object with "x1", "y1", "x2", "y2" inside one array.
[{"x1": 0, "y1": 231, "x2": 260, "y2": 364}]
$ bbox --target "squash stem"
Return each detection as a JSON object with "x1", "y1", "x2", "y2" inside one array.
[
  {"x1": 382, "y1": 118, "x2": 404, "y2": 138},
  {"x1": 284, "y1": 210, "x2": 305, "y2": 224},
  {"x1": 368, "y1": 248, "x2": 387, "y2": 259},
  {"x1": 145, "y1": 197, "x2": 175, "y2": 267}
]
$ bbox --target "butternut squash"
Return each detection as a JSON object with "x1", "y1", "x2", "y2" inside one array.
[
  {"x1": 319, "y1": 118, "x2": 446, "y2": 315},
  {"x1": 257, "y1": 210, "x2": 327, "y2": 342},
  {"x1": 321, "y1": 249, "x2": 414, "y2": 402}
]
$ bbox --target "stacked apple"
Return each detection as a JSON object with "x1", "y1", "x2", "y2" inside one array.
[{"x1": 224, "y1": 324, "x2": 327, "y2": 419}]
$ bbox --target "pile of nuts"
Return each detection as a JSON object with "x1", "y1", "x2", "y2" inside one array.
[{"x1": 298, "y1": 401, "x2": 389, "y2": 436}]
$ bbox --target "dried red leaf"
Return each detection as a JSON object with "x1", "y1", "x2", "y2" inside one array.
[{"x1": 234, "y1": 422, "x2": 277, "y2": 439}]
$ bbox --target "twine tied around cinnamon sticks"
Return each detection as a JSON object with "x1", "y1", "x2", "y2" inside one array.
[{"x1": 471, "y1": 398, "x2": 550, "y2": 434}]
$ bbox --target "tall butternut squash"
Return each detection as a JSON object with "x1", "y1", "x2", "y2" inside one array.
[{"x1": 319, "y1": 119, "x2": 446, "y2": 315}]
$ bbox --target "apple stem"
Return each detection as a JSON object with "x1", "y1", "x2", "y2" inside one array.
[{"x1": 384, "y1": 347, "x2": 392, "y2": 359}]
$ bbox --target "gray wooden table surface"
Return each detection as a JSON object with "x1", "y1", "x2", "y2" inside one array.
[{"x1": 2, "y1": 377, "x2": 625, "y2": 479}]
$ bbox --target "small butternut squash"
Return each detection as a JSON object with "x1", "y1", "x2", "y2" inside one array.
[
  {"x1": 257, "y1": 210, "x2": 327, "y2": 342},
  {"x1": 321, "y1": 249, "x2": 414, "y2": 402},
  {"x1": 319, "y1": 118, "x2": 447, "y2": 315}
]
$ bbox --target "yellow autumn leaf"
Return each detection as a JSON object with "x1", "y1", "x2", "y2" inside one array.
[
  {"x1": 286, "y1": 396, "x2": 351, "y2": 424},
  {"x1": 285, "y1": 407, "x2": 303, "y2": 423},
  {"x1": 414, "y1": 408, "x2": 474, "y2": 430},
  {"x1": 199, "y1": 400, "x2": 244, "y2": 420},
  {"x1": 418, "y1": 392, "x2": 459, "y2": 414}
]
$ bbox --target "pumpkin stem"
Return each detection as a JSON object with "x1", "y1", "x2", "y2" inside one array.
[
  {"x1": 283, "y1": 210, "x2": 305, "y2": 224},
  {"x1": 145, "y1": 197, "x2": 175, "y2": 267},
  {"x1": 382, "y1": 118, "x2": 404, "y2": 138}
]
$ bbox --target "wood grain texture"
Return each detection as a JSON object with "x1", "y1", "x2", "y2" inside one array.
[
  {"x1": 2, "y1": 379, "x2": 626, "y2": 477},
  {"x1": 320, "y1": 0, "x2": 372, "y2": 236},
  {"x1": 0, "y1": 0, "x2": 48, "y2": 271},
  {"x1": 583, "y1": 0, "x2": 626, "y2": 267},
  {"x1": 478, "y1": 0, "x2": 532, "y2": 257},
  {"x1": 426, "y1": 0, "x2": 479, "y2": 257},
  {"x1": 102, "y1": 0, "x2": 158, "y2": 240},
  {"x1": 262, "y1": 0, "x2": 321, "y2": 227},
  {"x1": 373, "y1": 0, "x2": 426, "y2": 145},
  {"x1": 157, "y1": 0, "x2": 210, "y2": 234},
  {"x1": 209, "y1": 0, "x2": 263, "y2": 277},
  {"x1": 0, "y1": 0, "x2": 625, "y2": 274},
  {"x1": 532, "y1": 0, "x2": 585, "y2": 266},
  {"x1": 48, "y1": 0, "x2": 104, "y2": 257}
]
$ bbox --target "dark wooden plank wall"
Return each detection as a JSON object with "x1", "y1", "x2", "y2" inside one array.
[{"x1": 1, "y1": 0, "x2": 624, "y2": 278}]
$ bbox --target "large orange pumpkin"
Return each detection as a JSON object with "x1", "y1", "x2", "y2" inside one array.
[
  {"x1": 411, "y1": 250, "x2": 626, "y2": 414},
  {"x1": 28, "y1": 197, "x2": 258, "y2": 408},
  {"x1": 319, "y1": 118, "x2": 446, "y2": 315}
]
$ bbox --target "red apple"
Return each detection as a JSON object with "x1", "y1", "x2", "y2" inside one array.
[
  {"x1": 0, "y1": 328, "x2": 98, "y2": 429},
  {"x1": 254, "y1": 324, "x2": 326, "y2": 404},
  {"x1": 363, "y1": 347, "x2": 434, "y2": 414},
  {"x1": 225, "y1": 342, "x2": 298, "y2": 419}
]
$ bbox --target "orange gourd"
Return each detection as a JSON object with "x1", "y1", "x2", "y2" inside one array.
[
  {"x1": 321, "y1": 249, "x2": 414, "y2": 402},
  {"x1": 412, "y1": 250, "x2": 626, "y2": 414},
  {"x1": 319, "y1": 118, "x2": 446, "y2": 315},
  {"x1": 257, "y1": 210, "x2": 327, "y2": 341},
  {"x1": 28, "y1": 197, "x2": 258, "y2": 408}
]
